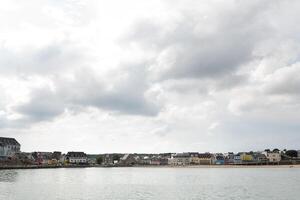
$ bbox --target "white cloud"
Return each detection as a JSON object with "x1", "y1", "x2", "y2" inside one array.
[{"x1": 0, "y1": 0, "x2": 300, "y2": 153}]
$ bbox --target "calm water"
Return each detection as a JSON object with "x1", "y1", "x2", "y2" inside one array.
[{"x1": 0, "y1": 167, "x2": 300, "y2": 200}]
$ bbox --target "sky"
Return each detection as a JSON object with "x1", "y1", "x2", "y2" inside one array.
[{"x1": 0, "y1": 0, "x2": 300, "y2": 153}]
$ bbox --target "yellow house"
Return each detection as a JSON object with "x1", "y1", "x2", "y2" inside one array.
[
  {"x1": 241, "y1": 153, "x2": 253, "y2": 161},
  {"x1": 47, "y1": 159, "x2": 58, "y2": 165}
]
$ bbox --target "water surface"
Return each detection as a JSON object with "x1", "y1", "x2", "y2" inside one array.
[{"x1": 0, "y1": 167, "x2": 300, "y2": 200}]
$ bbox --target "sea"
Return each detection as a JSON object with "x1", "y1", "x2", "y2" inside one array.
[{"x1": 0, "y1": 167, "x2": 300, "y2": 200}]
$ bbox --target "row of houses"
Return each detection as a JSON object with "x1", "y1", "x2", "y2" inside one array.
[
  {"x1": 0, "y1": 137, "x2": 90, "y2": 165},
  {"x1": 114, "y1": 150, "x2": 295, "y2": 166},
  {"x1": 168, "y1": 150, "x2": 284, "y2": 166},
  {"x1": 101, "y1": 150, "x2": 292, "y2": 166},
  {"x1": 1, "y1": 137, "x2": 300, "y2": 166}
]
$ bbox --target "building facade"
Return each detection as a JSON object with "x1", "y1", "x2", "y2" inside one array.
[
  {"x1": 66, "y1": 152, "x2": 88, "y2": 164},
  {"x1": 198, "y1": 153, "x2": 213, "y2": 165},
  {"x1": 119, "y1": 154, "x2": 137, "y2": 166},
  {"x1": 214, "y1": 153, "x2": 225, "y2": 165},
  {"x1": 169, "y1": 153, "x2": 191, "y2": 166},
  {"x1": 0, "y1": 137, "x2": 21, "y2": 158},
  {"x1": 263, "y1": 151, "x2": 281, "y2": 163},
  {"x1": 240, "y1": 153, "x2": 254, "y2": 163}
]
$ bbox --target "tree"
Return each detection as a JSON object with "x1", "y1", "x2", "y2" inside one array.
[
  {"x1": 285, "y1": 150, "x2": 298, "y2": 158},
  {"x1": 96, "y1": 157, "x2": 103, "y2": 165},
  {"x1": 273, "y1": 148, "x2": 280, "y2": 153},
  {"x1": 113, "y1": 154, "x2": 121, "y2": 162}
]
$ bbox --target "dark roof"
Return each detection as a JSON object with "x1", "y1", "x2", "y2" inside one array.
[
  {"x1": 174, "y1": 153, "x2": 190, "y2": 158},
  {"x1": 66, "y1": 152, "x2": 87, "y2": 158},
  {"x1": 0, "y1": 137, "x2": 20, "y2": 146},
  {"x1": 188, "y1": 152, "x2": 199, "y2": 155},
  {"x1": 198, "y1": 153, "x2": 212, "y2": 158},
  {"x1": 255, "y1": 154, "x2": 267, "y2": 159}
]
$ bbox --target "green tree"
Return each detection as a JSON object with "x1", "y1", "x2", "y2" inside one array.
[
  {"x1": 113, "y1": 154, "x2": 120, "y2": 162},
  {"x1": 96, "y1": 157, "x2": 103, "y2": 165},
  {"x1": 285, "y1": 150, "x2": 298, "y2": 158},
  {"x1": 273, "y1": 148, "x2": 280, "y2": 153}
]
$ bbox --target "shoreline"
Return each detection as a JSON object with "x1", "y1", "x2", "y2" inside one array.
[{"x1": 1, "y1": 164, "x2": 300, "y2": 170}]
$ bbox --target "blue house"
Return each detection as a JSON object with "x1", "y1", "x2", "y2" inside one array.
[{"x1": 214, "y1": 153, "x2": 225, "y2": 165}]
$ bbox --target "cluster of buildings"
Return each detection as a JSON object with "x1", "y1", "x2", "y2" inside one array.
[
  {"x1": 1, "y1": 137, "x2": 300, "y2": 167},
  {"x1": 0, "y1": 137, "x2": 90, "y2": 166}
]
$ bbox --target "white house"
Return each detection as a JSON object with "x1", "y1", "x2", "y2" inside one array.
[
  {"x1": 169, "y1": 153, "x2": 191, "y2": 166},
  {"x1": 263, "y1": 151, "x2": 281, "y2": 163},
  {"x1": 66, "y1": 152, "x2": 88, "y2": 164},
  {"x1": 0, "y1": 137, "x2": 21, "y2": 158}
]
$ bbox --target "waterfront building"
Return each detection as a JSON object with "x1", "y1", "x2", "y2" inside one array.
[
  {"x1": 60, "y1": 154, "x2": 66, "y2": 164},
  {"x1": 32, "y1": 152, "x2": 53, "y2": 165},
  {"x1": 190, "y1": 152, "x2": 200, "y2": 165},
  {"x1": 12, "y1": 152, "x2": 35, "y2": 164},
  {"x1": 159, "y1": 153, "x2": 172, "y2": 159},
  {"x1": 189, "y1": 152, "x2": 213, "y2": 165},
  {"x1": 138, "y1": 156, "x2": 151, "y2": 165},
  {"x1": 102, "y1": 154, "x2": 122, "y2": 165},
  {"x1": 224, "y1": 152, "x2": 235, "y2": 164},
  {"x1": 214, "y1": 153, "x2": 225, "y2": 165},
  {"x1": 66, "y1": 152, "x2": 88, "y2": 164},
  {"x1": 150, "y1": 157, "x2": 168, "y2": 165},
  {"x1": 52, "y1": 151, "x2": 62, "y2": 160},
  {"x1": 169, "y1": 153, "x2": 191, "y2": 166},
  {"x1": 252, "y1": 152, "x2": 268, "y2": 163},
  {"x1": 263, "y1": 151, "x2": 281, "y2": 163},
  {"x1": 189, "y1": 152, "x2": 199, "y2": 158},
  {"x1": 198, "y1": 153, "x2": 213, "y2": 165},
  {"x1": 103, "y1": 154, "x2": 114, "y2": 165},
  {"x1": 0, "y1": 137, "x2": 21, "y2": 159},
  {"x1": 241, "y1": 153, "x2": 254, "y2": 163},
  {"x1": 234, "y1": 153, "x2": 242, "y2": 164},
  {"x1": 119, "y1": 154, "x2": 137, "y2": 166}
]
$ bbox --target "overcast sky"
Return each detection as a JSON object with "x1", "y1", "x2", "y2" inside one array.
[{"x1": 0, "y1": 0, "x2": 300, "y2": 153}]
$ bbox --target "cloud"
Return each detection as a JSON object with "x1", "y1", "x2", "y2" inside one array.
[
  {"x1": 0, "y1": 42, "x2": 86, "y2": 76},
  {"x1": 59, "y1": 65, "x2": 161, "y2": 116},
  {"x1": 15, "y1": 87, "x2": 66, "y2": 122},
  {"x1": 263, "y1": 63, "x2": 300, "y2": 96},
  {"x1": 123, "y1": 1, "x2": 273, "y2": 82},
  {"x1": 1, "y1": 0, "x2": 300, "y2": 153},
  {"x1": 10, "y1": 64, "x2": 161, "y2": 126}
]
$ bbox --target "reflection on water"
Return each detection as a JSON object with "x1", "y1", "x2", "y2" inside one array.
[
  {"x1": 0, "y1": 168, "x2": 300, "y2": 200},
  {"x1": 0, "y1": 170, "x2": 18, "y2": 182}
]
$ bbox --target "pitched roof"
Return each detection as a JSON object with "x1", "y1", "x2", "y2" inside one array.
[
  {"x1": 173, "y1": 153, "x2": 190, "y2": 158},
  {"x1": 0, "y1": 137, "x2": 20, "y2": 146},
  {"x1": 121, "y1": 154, "x2": 130, "y2": 160},
  {"x1": 66, "y1": 152, "x2": 87, "y2": 158},
  {"x1": 198, "y1": 153, "x2": 212, "y2": 158}
]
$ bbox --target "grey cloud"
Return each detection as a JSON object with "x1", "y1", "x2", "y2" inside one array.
[
  {"x1": 0, "y1": 42, "x2": 84, "y2": 76},
  {"x1": 16, "y1": 87, "x2": 66, "y2": 122},
  {"x1": 61, "y1": 65, "x2": 160, "y2": 116},
  {"x1": 11, "y1": 64, "x2": 161, "y2": 125},
  {"x1": 123, "y1": 1, "x2": 273, "y2": 81},
  {"x1": 263, "y1": 63, "x2": 300, "y2": 96}
]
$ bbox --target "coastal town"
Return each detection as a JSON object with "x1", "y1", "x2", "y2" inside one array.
[{"x1": 1, "y1": 136, "x2": 300, "y2": 169}]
